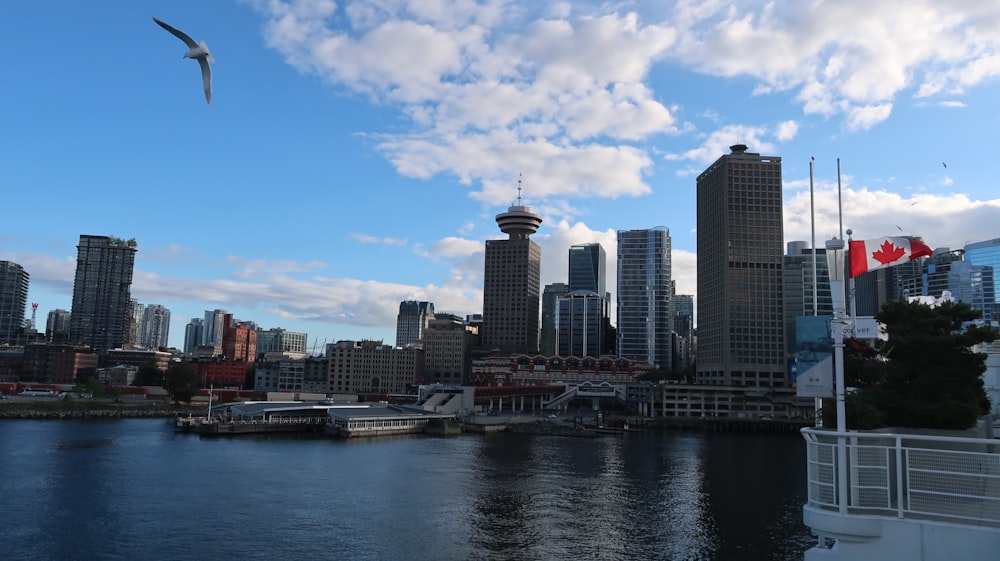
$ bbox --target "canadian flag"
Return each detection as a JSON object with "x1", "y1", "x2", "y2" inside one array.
[{"x1": 848, "y1": 237, "x2": 933, "y2": 278}]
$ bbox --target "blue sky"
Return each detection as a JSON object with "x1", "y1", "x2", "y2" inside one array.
[{"x1": 3, "y1": 0, "x2": 999, "y2": 350}]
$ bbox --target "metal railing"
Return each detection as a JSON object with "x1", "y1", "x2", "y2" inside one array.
[{"x1": 802, "y1": 427, "x2": 1000, "y2": 527}]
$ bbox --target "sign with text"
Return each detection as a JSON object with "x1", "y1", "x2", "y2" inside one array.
[
  {"x1": 840, "y1": 317, "x2": 880, "y2": 339},
  {"x1": 794, "y1": 315, "x2": 834, "y2": 399}
]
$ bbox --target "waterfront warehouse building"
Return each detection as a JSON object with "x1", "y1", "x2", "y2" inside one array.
[
  {"x1": 696, "y1": 145, "x2": 786, "y2": 387},
  {"x1": 422, "y1": 314, "x2": 478, "y2": 385},
  {"x1": 69, "y1": 235, "x2": 137, "y2": 352},
  {"x1": 321, "y1": 339, "x2": 424, "y2": 394}
]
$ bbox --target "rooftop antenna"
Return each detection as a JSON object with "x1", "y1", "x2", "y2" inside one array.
[{"x1": 517, "y1": 172, "x2": 524, "y2": 206}]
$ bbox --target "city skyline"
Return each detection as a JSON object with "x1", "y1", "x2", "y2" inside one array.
[{"x1": 3, "y1": 1, "x2": 1000, "y2": 349}]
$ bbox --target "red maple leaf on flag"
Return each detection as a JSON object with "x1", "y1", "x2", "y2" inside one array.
[{"x1": 872, "y1": 240, "x2": 906, "y2": 264}]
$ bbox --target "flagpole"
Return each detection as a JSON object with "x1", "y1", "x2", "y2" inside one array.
[
  {"x1": 826, "y1": 237, "x2": 849, "y2": 515},
  {"x1": 833, "y1": 161, "x2": 850, "y2": 514},
  {"x1": 837, "y1": 158, "x2": 843, "y2": 239},
  {"x1": 810, "y1": 157, "x2": 817, "y2": 316},
  {"x1": 809, "y1": 157, "x2": 821, "y2": 424}
]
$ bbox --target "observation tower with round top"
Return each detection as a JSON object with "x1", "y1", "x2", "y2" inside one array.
[{"x1": 482, "y1": 179, "x2": 543, "y2": 354}]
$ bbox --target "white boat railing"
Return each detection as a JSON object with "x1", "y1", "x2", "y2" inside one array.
[{"x1": 802, "y1": 427, "x2": 1000, "y2": 527}]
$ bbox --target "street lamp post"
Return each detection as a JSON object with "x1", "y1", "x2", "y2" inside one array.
[{"x1": 825, "y1": 237, "x2": 849, "y2": 514}]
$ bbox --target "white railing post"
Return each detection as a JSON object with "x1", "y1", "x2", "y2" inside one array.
[
  {"x1": 895, "y1": 435, "x2": 905, "y2": 519},
  {"x1": 850, "y1": 434, "x2": 860, "y2": 508}
]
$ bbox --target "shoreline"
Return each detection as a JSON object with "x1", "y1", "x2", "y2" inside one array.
[{"x1": 0, "y1": 401, "x2": 205, "y2": 419}]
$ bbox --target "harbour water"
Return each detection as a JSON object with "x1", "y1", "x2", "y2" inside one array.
[{"x1": 0, "y1": 419, "x2": 814, "y2": 561}]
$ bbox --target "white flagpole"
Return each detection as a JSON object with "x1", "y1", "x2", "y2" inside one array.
[
  {"x1": 811, "y1": 157, "x2": 817, "y2": 316},
  {"x1": 832, "y1": 161, "x2": 849, "y2": 512},
  {"x1": 809, "y1": 157, "x2": 821, "y2": 424},
  {"x1": 837, "y1": 158, "x2": 843, "y2": 239}
]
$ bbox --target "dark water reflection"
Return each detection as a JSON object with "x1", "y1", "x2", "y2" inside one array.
[{"x1": 0, "y1": 420, "x2": 812, "y2": 561}]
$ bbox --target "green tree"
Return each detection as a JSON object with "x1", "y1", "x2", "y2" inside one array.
[
  {"x1": 828, "y1": 300, "x2": 995, "y2": 430},
  {"x1": 163, "y1": 363, "x2": 199, "y2": 404},
  {"x1": 82, "y1": 377, "x2": 106, "y2": 398},
  {"x1": 134, "y1": 360, "x2": 164, "y2": 386}
]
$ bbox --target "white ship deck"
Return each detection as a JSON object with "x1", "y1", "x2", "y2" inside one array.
[{"x1": 801, "y1": 426, "x2": 1000, "y2": 560}]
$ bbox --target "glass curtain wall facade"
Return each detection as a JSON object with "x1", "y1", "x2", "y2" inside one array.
[
  {"x1": 616, "y1": 227, "x2": 672, "y2": 369},
  {"x1": 556, "y1": 290, "x2": 604, "y2": 358}
]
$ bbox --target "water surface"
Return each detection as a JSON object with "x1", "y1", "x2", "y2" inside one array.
[{"x1": 0, "y1": 419, "x2": 813, "y2": 561}]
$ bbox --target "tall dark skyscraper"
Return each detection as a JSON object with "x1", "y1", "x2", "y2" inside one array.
[
  {"x1": 69, "y1": 235, "x2": 137, "y2": 352},
  {"x1": 540, "y1": 282, "x2": 569, "y2": 356},
  {"x1": 568, "y1": 243, "x2": 606, "y2": 296},
  {"x1": 696, "y1": 144, "x2": 785, "y2": 387},
  {"x1": 556, "y1": 290, "x2": 604, "y2": 357},
  {"x1": 616, "y1": 227, "x2": 672, "y2": 368},
  {"x1": 482, "y1": 189, "x2": 542, "y2": 354},
  {"x1": 0, "y1": 261, "x2": 29, "y2": 345}
]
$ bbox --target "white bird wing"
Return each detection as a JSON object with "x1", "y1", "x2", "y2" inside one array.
[
  {"x1": 198, "y1": 58, "x2": 212, "y2": 106},
  {"x1": 153, "y1": 17, "x2": 198, "y2": 49}
]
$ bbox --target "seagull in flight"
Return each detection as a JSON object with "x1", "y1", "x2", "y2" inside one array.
[
  {"x1": 153, "y1": 17, "x2": 213, "y2": 105},
  {"x1": 942, "y1": 162, "x2": 947, "y2": 169}
]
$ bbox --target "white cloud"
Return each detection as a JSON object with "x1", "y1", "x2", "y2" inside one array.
[
  {"x1": 783, "y1": 185, "x2": 1000, "y2": 251},
  {"x1": 258, "y1": 2, "x2": 677, "y2": 204},
  {"x1": 255, "y1": 0, "x2": 1000, "y2": 213},
  {"x1": 671, "y1": 1, "x2": 1000, "y2": 128},
  {"x1": 424, "y1": 236, "x2": 482, "y2": 259},
  {"x1": 775, "y1": 120, "x2": 799, "y2": 141},
  {"x1": 665, "y1": 124, "x2": 775, "y2": 164},
  {"x1": 225, "y1": 256, "x2": 328, "y2": 279},
  {"x1": 349, "y1": 233, "x2": 409, "y2": 246},
  {"x1": 845, "y1": 103, "x2": 893, "y2": 131}
]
